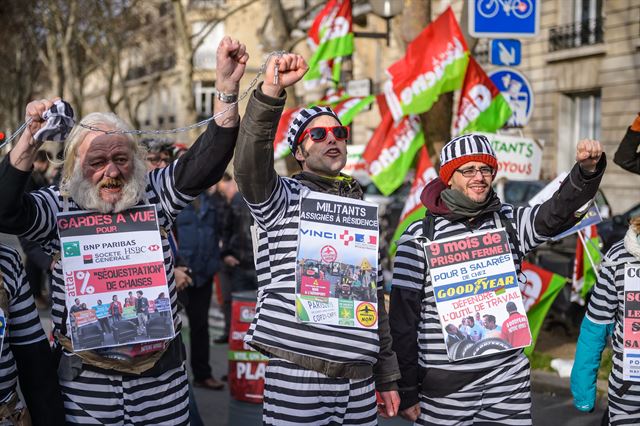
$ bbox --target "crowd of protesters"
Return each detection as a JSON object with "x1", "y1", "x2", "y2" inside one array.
[{"x1": 0, "y1": 34, "x2": 638, "y2": 426}]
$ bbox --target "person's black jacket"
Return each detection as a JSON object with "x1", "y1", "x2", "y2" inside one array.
[
  {"x1": 614, "y1": 127, "x2": 640, "y2": 174},
  {"x1": 219, "y1": 192, "x2": 255, "y2": 270}
]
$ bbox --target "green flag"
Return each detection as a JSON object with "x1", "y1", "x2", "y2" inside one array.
[
  {"x1": 522, "y1": 262, "x2": 568, "y2": 356},
  {"x1": 304, "y1": 0, "x2": 354, "y2": 88}
]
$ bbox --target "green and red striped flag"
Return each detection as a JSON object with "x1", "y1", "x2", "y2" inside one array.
[
  {"x1": 384, "y1": 7, "x2": 469, "y2": 121},
  {"x1": 273, "y1": 107, "x2": 302, "y2": 160},
  {"x1": 521, "y1": 261, "x2": 568, "y2": 356},
  {"x1": 389, "y1": 147, "x2": 437, "y2": 256},
  {"x1": 452, "y1": 57, "x2": 512, "y2": 135},
  {"x1": 362, "y1": 96, "x2": 425, "y2": 196},
  {"x1": 304, "y1": 0, "x2": 354, "y2": 88},
  {"x1": 332, "y1": 95, "x2": 375, "y2": 125}
]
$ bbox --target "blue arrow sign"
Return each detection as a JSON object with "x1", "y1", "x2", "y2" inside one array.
[
  {"x1": 469, "y1": 0, "x2": 540, "y2": 38},
  {"x1": 490, "y1": 39, "x2": 522, "y2": 66}
]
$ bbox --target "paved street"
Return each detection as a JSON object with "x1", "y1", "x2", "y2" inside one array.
[{"x1": 190, "y1": 309, "x2": 606, "y2": 426}]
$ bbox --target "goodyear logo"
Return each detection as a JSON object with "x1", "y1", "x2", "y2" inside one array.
[
  {"x1": 356, "y1": 302, "x2": 377, "y2": 328},
  {"x1": 436, "y1": 275, "x2": 515, "y2": 302}
]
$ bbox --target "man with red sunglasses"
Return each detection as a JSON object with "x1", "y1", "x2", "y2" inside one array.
[{"x1": 233, "y1": 54, "x2": 400, "y2": 425}]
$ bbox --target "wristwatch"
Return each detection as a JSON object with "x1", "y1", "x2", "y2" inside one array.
[{"x1": 216, "y1": 90, "x2": 238, "y2": 103}]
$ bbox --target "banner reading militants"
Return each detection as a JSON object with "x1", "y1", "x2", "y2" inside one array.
[
  {"x1": 363, "y1": 96, "x2": 425, "y2": 196},
  {"x1": 389, "y1": 147, "x2": 437, "y2": 255},
  {"x1": 383, "y1": 7, "x2": 469, "y2": 122},
  {"x1": 303, "y1": 0, "x2": 354, "y2": 88},
  {"x1": 453, "y1": 57, "x2": 512, "y2": 135},
  {"x1": 520, "y1": 262, "x2": 567, "y2": 356}
]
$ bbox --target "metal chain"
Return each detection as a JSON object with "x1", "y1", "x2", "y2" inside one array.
[
  {"x1": 79, "y1": 50, "x2": 287, "y2": 136},
  {"x1": 0, "y1": 118, "x2": 33, "y2": 149},
  {"x1": 0, "y1": 50, "x2": 288, "y2": 149}
]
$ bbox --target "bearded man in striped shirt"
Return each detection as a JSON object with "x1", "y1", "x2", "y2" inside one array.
[
  {"x1": 390, "y1": 135, "x2": 605, "y2": 425},
  {"x1": 0, "y1": 36, "x2": 247, "y2": 425}
]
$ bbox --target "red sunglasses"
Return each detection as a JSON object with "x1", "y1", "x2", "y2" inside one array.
[{"x1": 300, "y1": 126, "x2": 349, "y2": 143}]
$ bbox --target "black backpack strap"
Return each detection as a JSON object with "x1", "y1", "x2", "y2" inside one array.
[
  {"x1": 422, "y1": 211, "x2": 436, "y2": 241},
  {"x1": 497, "y1": 211, "x2": 524, "y2": 265}
]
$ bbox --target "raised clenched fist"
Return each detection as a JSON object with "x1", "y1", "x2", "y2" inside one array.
[
  {"x1": 575, "y1": 139, "x2": 603, "y2": 173},
  {"x1": 262, "y1": 53, "x2": 309, "y2": 97}
]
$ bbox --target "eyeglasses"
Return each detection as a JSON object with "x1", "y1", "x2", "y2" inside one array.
[
  {"x1": 300, "y1": 126, "x2": 349, "y2": 143},
  {"x1": 455, "y1": 166, "x2": 495, "y2": 178},
  {"x1": 146, "y1": 156, "x2": 171, "y2": 165}
]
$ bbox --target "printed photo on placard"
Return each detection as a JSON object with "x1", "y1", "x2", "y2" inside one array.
[
  {"x1": 295, "y1": 191, "x2": 379, "y2": 329},
  {"x1": 58, "y1": 205, "x2": 174, "y2": 351},
  {"x1": 424, "y1": 229, "x2": 532, "y2": 361}
]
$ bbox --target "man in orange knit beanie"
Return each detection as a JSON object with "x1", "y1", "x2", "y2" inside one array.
[{"x1": 614, "y1": 113, "x2": 640, "y2": 174}]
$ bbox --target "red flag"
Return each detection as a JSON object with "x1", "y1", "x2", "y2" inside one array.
[
  {"x1": 384, "y1": 7, "x2": 469, "y2": 121},
  {"x1": 273, "y1": 107, "x2": 302, "y2": 159},
  {"x1": 453, "y1": 57, "x2": 511, "y2": 135}
]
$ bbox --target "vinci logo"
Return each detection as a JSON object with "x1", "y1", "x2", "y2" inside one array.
[
  {"x1": 355, "y1": 234, "x2": 377, "y2": 245},
  {"x1": 339, "y1": 230, "x2": 354, "y2": 246}
]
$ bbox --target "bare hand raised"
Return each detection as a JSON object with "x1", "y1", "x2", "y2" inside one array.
[
  {"x1": 262, "y1": 53, "x2": 309, "y2": 97},
  {"x1": 216, "y1": 37, "x2": 249, "y2": 94},
  {"x1": 575, "y1": 139, "x2": 603, "y2": 173}
]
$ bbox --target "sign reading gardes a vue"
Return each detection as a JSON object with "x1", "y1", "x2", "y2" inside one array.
[{"x1": 478, "y1": 132, "x2": 544, "y2": 181}]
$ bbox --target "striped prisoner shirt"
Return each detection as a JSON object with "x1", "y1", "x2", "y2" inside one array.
[
  {"x1": 585, "y1": 238, "x2": 640, "y2": 422},
  {"x1": 19, "y1": 163, "x2": 192, "y2": 348},
  {"x1": 0, "y1": 244, "x2": 47, "y2": 403},
  {"x1": 392, "y1": 204, "x2": 546, "y2": 372},
  {"x1": 244, "y1": 177, "x2": 382, "y2": 365}
]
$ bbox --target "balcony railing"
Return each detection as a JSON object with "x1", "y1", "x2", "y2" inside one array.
[{"x1": 549, "y1": 17, "x2": 604, "y2": 52}]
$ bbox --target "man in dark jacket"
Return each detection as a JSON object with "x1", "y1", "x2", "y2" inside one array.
[
  {"x1": 391, "y1": 133, "x2": 605, "y2": 424},
  {"x1": 216, "y1": 173, "x2": 257, "y2": 343},
  {"x1": 234, "y1": 53, "x2": 400, "y2": 424},
  {"x1": 176, "y1": 185, "x2": 225, "y2": 390}
]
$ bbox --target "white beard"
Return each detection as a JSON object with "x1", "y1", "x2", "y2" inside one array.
[{"x1": 65, "y1": 158, "x2": 147, "y2": 213}]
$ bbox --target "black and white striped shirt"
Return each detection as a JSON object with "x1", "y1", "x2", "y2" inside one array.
[
  {"x1": 244, "y1": 177, "x2": 382, "y2": 365},
  {"x1": 0, "y1": 244, "x2": 47, "y2": 403},
  {"x1": 19, "y1": 163, "x2": 192, "y2": 347},
  {"x1": 586, "y1": 240, "x2": 636, "y2": 390},
  {"x1": 392, "y1": 204, "x2": 545, "y2": 372}
]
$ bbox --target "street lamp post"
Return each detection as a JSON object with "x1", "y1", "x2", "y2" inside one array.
[{"x1": 353, "y1": 0, "x2": 403, "y2": 47}]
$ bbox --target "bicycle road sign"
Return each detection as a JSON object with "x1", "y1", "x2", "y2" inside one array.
[
  {"x1": 469, "y1": 0, "x2": 540, "y2": 38},
  {"x1": 489, "y1": 68, "x2": 534, "y2": 127}
]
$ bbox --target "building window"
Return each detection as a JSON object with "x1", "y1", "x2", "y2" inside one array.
[
  {"x1": 194, "y1": 81, "x2": 216, "y2": 120},
  {"x1": 549, "y1": 0, "x2": 603, "y2": 52},
  {"x1": 557, "y1": 91, "x2": 601, "y2": 172}
]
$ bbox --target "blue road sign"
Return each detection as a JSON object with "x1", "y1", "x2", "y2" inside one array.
[
  {"x1": 469, "y1": 0, "x2": 539, "y2": 38},
  {"x1": 488, "y1": 68, "x2": 534, "y2": 127},
  {"x1": 490, "y1": 39, "x2": 521, "y2": 66}
]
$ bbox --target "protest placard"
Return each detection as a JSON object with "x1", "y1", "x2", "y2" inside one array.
[
  {"x1": 478, "y1": 132, "x2": 544, "y2": 181},
  {"x1": 424, "y1": 229, "x2": 532, "y2": 361},
  {"x1": 624, "y1": 265, "x2": 640, "y2": 381},
  {"x1": 295, "y1": 192, "x2": 379, "y2": 329},
  {"x1": 58, "y1": 205, "x2": 174, "y2": 351}
]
